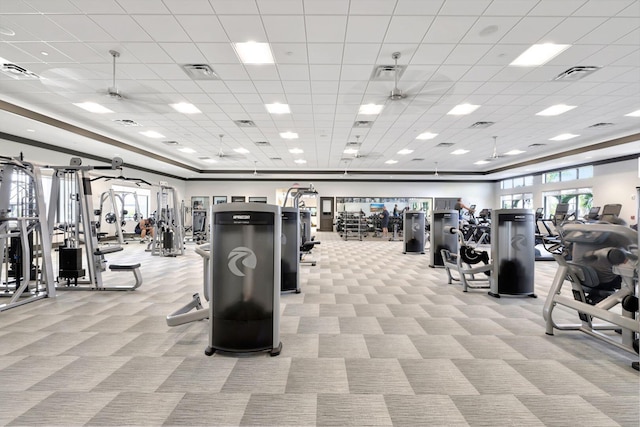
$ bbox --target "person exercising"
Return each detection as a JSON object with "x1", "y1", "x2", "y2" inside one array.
[
  {"x1": 135, "y1": 218, "x2": 155, "y2": 240},
  {"x1": 454, "y1": 198, "x2": 472, "y2": 220}
]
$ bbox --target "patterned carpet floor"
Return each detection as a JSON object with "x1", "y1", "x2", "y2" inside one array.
[{"x1": 0, "y1": 231, "x2": 638, "y2": 426}]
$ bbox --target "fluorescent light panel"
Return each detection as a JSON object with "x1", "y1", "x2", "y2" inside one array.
[
  {"x1": 358, "y1": 103, "x2": 384, "y2": 115},
  {"x1": 474, "y1": 160, "x2": 490, "y2": 165},
  {"x1": 170, "y1": 102, "x2": 201, "y2": 114},
  {"x1": 289, "y1": 148, "x2": 304, "y2": 154},
  {"x1": 343, "y1": 148, "x2": 359, "y2": 154},
  {"x1": 505, "y1": 149, "x2": 525, "y2": 155},
  {"x1": 178, "y1": 147, "x2": 196, "y2": 153},
  {"x1": 280, "y1": 131, "x2": 298, "y2": 139},
  {"x1": 549, "y1": 133, "x2": 579, "y2": 141},
  {"x1": 233, "y1": 147, "x2": 250, "y2": 154},
  {"x1": 451, "y1": 149, "x2": 469, "y2": 155},
  {"x1": 202, "y1": 158, "x2": 217, "y2": 163},
  {"x1": 416, "y1": 132, "x2": 438, "y2": 140},
  {"x1": 265, "y1": 103, "x2": 290, "y2": 114},
  {"x1": 625, "y1": 109, "x2": 640, "y2": 117},
  {"x1": 447, "y1": 104, "x2": 480, "y2": 115},
  {"x1": 234, "y1": 41, "x2": 274, "y2": 64},
  {"x1": 139, "y1": 130, "x2": 165, "y2": 138},
  {"x1": 536, "y1": 104, "x2": 576, "y2": 116},
  {"x1": 385, "y1": 160, "x2": 398, "y2": 164},
  {"x1": 73, "y1": 102, "x2": 114, "y2": 114},
  {"x1": 510, "y1": 43, "x2": 571, "y2": 67},
  {"x1": 397, "y1": 149, "x2": 414, "y2": 155},
  {"x1": 294, "y1": 159, "x2": 307, "y2": 164}
]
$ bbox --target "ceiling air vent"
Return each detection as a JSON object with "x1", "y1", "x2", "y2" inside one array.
[
  {"x1": 469, "y1": 121, "x2": 495, "y2": 129},
  {"x1": 181, "y1": 64, "x2": 219, "y2": 80},
  {"x1": 353, "y1": 121, "x2": 373, "y2": 128},
  {"x1": 553, "y1": 66, "x2": 601, "y2": 81},
  {"x1": 113, "y1": 119, "x2": 142, "y2": 127},
  {"x1": 346, "y1": 141, "x2": 362, "y2": 147},
  {"x1": 528, "y1": 143, "x2": 546, "y2": 148},
  {"x1": 436, "y1": 142, "x2": 454, "y2": 147},
  {"x1": 0, "y1": 62, "x2": 39, "y2": 80},
  {"x1": 254, "y1": 141, "x2": 270, "y2": 146},
  {"x1": 588, "y1": 122, "x2": 614, "y2": 128},
  {"x1": 198, "y1": 156, "x2": 211, "y2": 160},
  {"x1": 411, "y1": 158, "x2": 425, "y2": 161},
  {"x1": 270, "y1": 157, "x2": 283, "y2": 161},
  {"x1": 162, "y1": 140, "x2": 180, "y2": 145},
  {"x1": 370, "y1": 64, "x2": 406, "y2": 81},
  {"x1": 234, "y1": 119, "x2": 256, "y2": 127}
]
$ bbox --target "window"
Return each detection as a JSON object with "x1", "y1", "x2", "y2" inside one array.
[
  {"x1": 543, "y1": 166, "x2": 593, "y2": 183},
  {"x1": 500, "y1": 193, "x2": 533, "y2": 209},
  {"x1": 500, "y1": 175, "x2": 533, "y2": 189},
  {"x1": 542, "y1": 188, "x2": 592, "y2": 220}
]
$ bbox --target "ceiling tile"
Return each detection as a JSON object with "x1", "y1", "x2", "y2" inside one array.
[
  {"x1": 213, "y1": 64, "x2": 250, "y2": 80},
  {"x1": 395, "y1": 0, "x2": 445, "y2": 15},
  {"x1": 277, "y1": 64, "x2": 310, "y2": 80},
  {"x1": 461, "y1": 16, "x2": 521, "y2": 44},
  {"x1": 439, "y1": 0, "x2": 492, "y2": 15},
  {"x1": 444, "y1": 44, "x2": 493, "y2": 65},
  {"x1": 345, "y1": 16, "x2": 391, "y2": 43},
  {"x1": 90, "y1": 15, "x2": 153, "y2": 42},
  {"x1": 210, "y1": 0, "x2": 260, "y2": 14},
  {"x1": 256, "y1": 0, "x2": 304, "y2": 15},
  {"x1": 160, "y1": 42, "x2": 208, "y2": 63},
  {"x1": 218, "y1": 15, "x2": 268, "y2": 42},
  {"x1": 48, "y1": 15, "x2": 114, "y2": 42},
  {"x1": 309, "y1": 65, "x2": 341, "y2": 81},
  {"x1": 424, "y1": 16, "x2": 478, "y2": 43},
  {"x1": 133, "y1": 15, "x2": 191, "y2": 42},
  {"x1": 384, "y1": 16, "x2": 432, "y2": 43},
  {"x1": 271, "y1": 43, "x2": 308, "y2": 64},
  {"x1": 163, "y1": 0, "x2": 215, "y2": 14},
  {"x1": 412, "y1": 44, "x2": 456, "y2": 64},
  {"x1": 245, "y1": 64, "x2": 281, "y2": 80},
  {"x1": 349, "y1": 0, "x2": 396, "y2": 15},
  {"x1": 23, "y1": 0, "x2": 80, "y2": 13},
  {"x1": 305, "y1": 16, "x2": 347, "y2": 42},
  {"x1": 176, "y1": 16, "x2": 228, "y2": 42},
  {"x1": 0, "y1": 0, "x2": 37, "y2": 13},
  {"x1": 303, "y1": 0, "x2": 349, "y2": 15},
  {"x1": 307, "y1": 44, "x2": 344, "y2": 64},
  {"x1": 501, "y1": 17, "x2": 565, "y2": 44},
  {"x1": 577, "y1": 17, "x2": 640, "y2": 44},
  {"x1": 343, "y1": 43, "x2": 381, "y2": 64},
  {"x1": 263, "y1": 15, "x2": 306, "y2": 42},
  {"x1": 197, "y1": 43, "x2": 239, "y2": 64},
  {"x1": 574, "y1": 0, "x2": 636, "y2": 16},
  {"x1": 115, "y1": 0, "x2": 170, "y2": 14},
  {"x1": 7, "y1": 15, "x2": 76, "y2": 41},
  {"x1": 47, "y1": 42, "x2": 105, "y2": 63},
  {"x1": 340, "y1": 64, "x2": 375, "y2": 81},
  {"x1": 125, "y1": 42, "x2": 174, "y2": 63}
]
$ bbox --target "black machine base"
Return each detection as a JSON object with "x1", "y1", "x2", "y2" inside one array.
[
  {"x1": 489, "y1": 291, "x2": 537, "y2": 299},
  {"x1": 204, "y1": 342, "x2": 282, "y2": 357}
]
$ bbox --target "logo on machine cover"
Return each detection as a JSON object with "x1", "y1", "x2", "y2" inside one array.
[
  {"x1": 511, "y1": 234, "x2": 527, "y2": 250},
  {"x1": 227, "y1": 246, "x2": 257, "y2": 277},
  {"x1": 412, "y1": 222, "x2": 421, "y2": 232}
]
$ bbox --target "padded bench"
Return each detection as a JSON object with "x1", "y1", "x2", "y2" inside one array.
[{"x1": 108, "y1": 263, "x2": 143, "y2": 290}]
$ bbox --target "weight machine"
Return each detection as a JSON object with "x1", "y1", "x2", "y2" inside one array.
[
  {"x1": 150, "y1": 184, "x2": 184, "y2": 257},
  {"x1": 543, "y1": 222, "x2": 638, "y2": 367},
  {"x1": 0, "y1": 155, "x2": 55, "y2": 311},
  {"x1": 48, "y1": 157, "x2": 142, "y2": 290},
  {"x1": 95, "y1": 189, "x2": 131, "y2": 244}
]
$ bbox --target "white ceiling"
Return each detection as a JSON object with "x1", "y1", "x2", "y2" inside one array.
[{"x1": 0, "y1": 0, "x2": 639, "y2": 180}]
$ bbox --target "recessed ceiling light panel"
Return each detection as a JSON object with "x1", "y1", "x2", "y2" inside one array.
[
  {"x1": 510, "y1": 43, "x2": 571, "y2": 67},
  {"x1": 385, "y1": 159, "x2": 398, "y2": 164},
  {"x1": 294, "y1": 159, "x2": 307, "y2": 164},
  {"x1": 549, "y1": 133, "x2": 579, "y2": 141},
  {"x1": 289, "y1": 148, "x2": 303, "y2": 154},
  {"x1": 280, "y1": 132, "x2": 298, "y2": 139},
  {"x1": 266, "y1": 103, "x2": 291, "y2": 114},
  {"x1": 625, "y1": 109, "x2": 640, "y2": 117},
  {"x1": 536, "y1": 104, "x2": 576, "y2": 116},
  {"x1": 178, "y1": 147, "x2": 196, "y2": 153},
  {"x1": 234, "y1": 41, "x2": 274, "y2": 64},
  {"x1": 139, "y1": 130, "x2": 166, "y2": 138},
  {"x1": 358, "y1": 103, "x2": 384, "y2": 115},
  {"x1": 416, "y1": 132, "x2": 438, "y2": 140},
  {"x1": 447, "y1": 104, "x2": 480, "y2": 115},
  {"x1": 170, "y1": 102, "x2": 201, "y2": 114},
  {"x1": 73, "y1": 102, "x2": 114, "y2": 114},
  {"x1": 451, "y1": 149, "x2": 469, "y2": 155},
  {"x1": 504, "y1": 149, "x2": 525, "y2": 155},
  {"x1": 397, "y1": 149, "x2": 414, "y2": 155},
  {"x1": 233, "y1": 147, "x2": 250, "y2": 154}
]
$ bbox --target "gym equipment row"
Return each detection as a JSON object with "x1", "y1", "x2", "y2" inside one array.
[
  {"x1": 94, "y1": 189, "x2": 143, "y2": 244},
  {"x1": 0, "y1": 155, "x2": 55, "y2": 311}
]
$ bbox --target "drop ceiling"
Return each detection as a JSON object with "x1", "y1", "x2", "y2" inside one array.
[{"x1": 0, "y1": 0, "x2": 639, "y2": 180}]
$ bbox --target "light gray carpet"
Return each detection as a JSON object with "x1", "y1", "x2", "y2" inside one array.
[{"x1": 0, "y1": 231, "x2": 637, "y2": 426}]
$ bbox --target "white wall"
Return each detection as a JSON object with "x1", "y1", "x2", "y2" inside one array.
[{"x1": 495, "y1": 157, "x2": 639, "y2": 225}]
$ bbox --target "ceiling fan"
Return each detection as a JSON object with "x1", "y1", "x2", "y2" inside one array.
[
  {"x1": 373, "y1": 52, "x2": 454, "y2": 112},
  {"x1": 214, "y1": 134, "x2": 247, "y2": 163},
  {"x1": 343, "y1": 135, "x2": 383, "y2": 161}
]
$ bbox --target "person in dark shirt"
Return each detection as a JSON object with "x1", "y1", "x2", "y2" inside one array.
[{"x1": 380, "y1": 206, "x2": 390, "y2": 238}]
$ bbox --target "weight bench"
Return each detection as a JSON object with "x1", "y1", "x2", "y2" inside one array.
[
  {"x1": 300, "y1": 239, "x2": 320, "y2": 266},
  {"x1": 107, "y1": 263, "x2": 143, "y2": 290}
]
